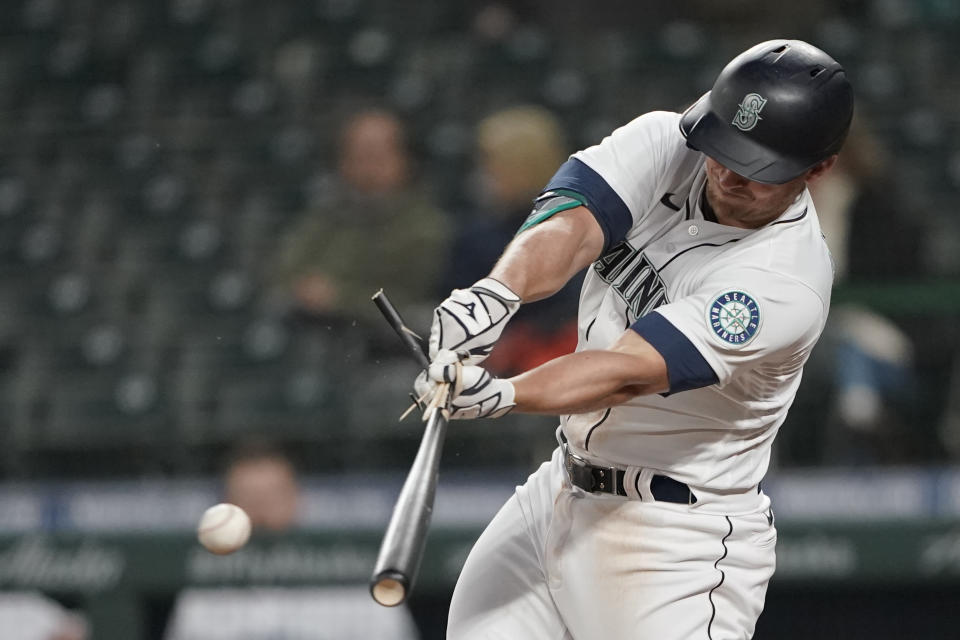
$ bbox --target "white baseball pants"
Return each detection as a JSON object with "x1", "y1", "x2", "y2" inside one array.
[{"x1": 447, "y1": 447, "x2": 776, "y2": 639}]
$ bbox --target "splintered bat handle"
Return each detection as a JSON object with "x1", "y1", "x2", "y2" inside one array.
[{"x1": 371, "y1": 289, "x2": 430, "y2": 368}]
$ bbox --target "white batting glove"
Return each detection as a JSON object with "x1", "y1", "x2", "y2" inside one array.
[
  {"x1": 429, "y1": 278, "x2": 521, "y2": 365},
  {"x1": 414, "y1": 350, "x2": 516, "y2": 419}
]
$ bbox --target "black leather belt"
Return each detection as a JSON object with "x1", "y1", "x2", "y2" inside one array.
[{"x1": 563, "y1": 444, "x2": 697, "y2": 505}]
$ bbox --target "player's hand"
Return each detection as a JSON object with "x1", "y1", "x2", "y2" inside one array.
[
  {"x1": 429, "y1": 278, "x2": 521, "y2": 365},
  {"x1": 414, "y1": 350, "x2": 516, "y2": 419}
]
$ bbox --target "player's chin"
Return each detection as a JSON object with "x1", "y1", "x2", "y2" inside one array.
[
  {"x1": 715, "y1": 184, "x2": 752, "y2": 201},
  {"x1": 706, "y1": 197, "x2": 735, "y2": 220},
  {"x1": 706, "y1": 185, "x2": 744, "y2": 214}
]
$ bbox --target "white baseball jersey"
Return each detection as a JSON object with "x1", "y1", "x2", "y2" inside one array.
[
  {"x1": 446, "y1": 109, "x2": 807, "y2": 640},
  {"x1": 543, "y1": 110, "x2": 833, "y2": 502}
]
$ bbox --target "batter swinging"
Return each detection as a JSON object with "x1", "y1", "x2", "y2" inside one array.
[{"x1": 416, "y1": 40, "x2": 854, "y2": 639}]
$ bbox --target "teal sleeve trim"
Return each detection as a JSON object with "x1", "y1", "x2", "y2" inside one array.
[{"x1": 516, "y1": 189, "x2": 589, "y2": 235}]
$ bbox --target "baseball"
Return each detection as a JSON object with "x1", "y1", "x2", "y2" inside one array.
[{"x1": 197, "y1": 503, "x2": 251, "y2": 555}]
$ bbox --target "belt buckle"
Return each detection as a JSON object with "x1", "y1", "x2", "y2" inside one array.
[{"x1": 563, "y1": 444, "x2": 616, "y2": 494}]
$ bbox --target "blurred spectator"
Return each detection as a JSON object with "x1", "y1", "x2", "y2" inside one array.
[
  {"x1": 0, "y1": 592, "x2": 89, "y2": 640},
  {"x1": 784, "y1": 117, "x2": 927, "y2": 465},
  {"x1": 446, "y1": 105, "x2": 581, "y2": 375},
  {"x1": 223, "y1": 441, "x2": 300, "y2": 531},
  {"x1": 164, "y1": 440, "x2": 420, "y2": 639},
  {"x1": 814, "y1": 306, "x2": 917, "y2": 464},
  {"x1": 811, "y1": 117, "x2": 923, "y2": 283},
  {"x1": 268, "y1": 108, "x2": 449, "y2": 327}
]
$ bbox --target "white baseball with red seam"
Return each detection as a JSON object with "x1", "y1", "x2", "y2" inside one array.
[{"x1": 197, "y1": 503, "x2": 252, "y2": 555}]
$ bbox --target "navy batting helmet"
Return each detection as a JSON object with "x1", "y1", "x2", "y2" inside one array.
[{"x1": 680, "y1": 39, "x2": 854, "y2": 184}]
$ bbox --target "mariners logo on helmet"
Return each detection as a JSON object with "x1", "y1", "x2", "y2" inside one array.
[
  {"x1": 708, "y1": 291, "x2": 761, "y2": 345},
  {"x1": 732, "y1": 93, "x2": 767, "y2": 132}
]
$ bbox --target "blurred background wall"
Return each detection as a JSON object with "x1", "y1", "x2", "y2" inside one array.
[{"x1": 0, "y1": 0, "x2": 959, "y2": 638}]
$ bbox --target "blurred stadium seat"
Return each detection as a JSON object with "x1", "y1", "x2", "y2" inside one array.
[{"x1": 0, "y1": 0, "x2": 956, "y2": 480}]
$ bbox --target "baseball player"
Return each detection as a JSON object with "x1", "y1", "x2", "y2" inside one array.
[{"x1": 415, "y1": 40, "x2": 853, "y2": 639}]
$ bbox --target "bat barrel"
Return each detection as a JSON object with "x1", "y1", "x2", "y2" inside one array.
[{"x1": 369, "y1": 407, "x2": 448, "y2": 606}]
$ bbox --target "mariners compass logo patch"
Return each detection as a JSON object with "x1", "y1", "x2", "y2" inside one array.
[
  {"x1": 708, "y1": 291, "x2": 761, "y2": 345},
  {"x1": 732, "y1": 93, "x2": 767, "y2": 131}
]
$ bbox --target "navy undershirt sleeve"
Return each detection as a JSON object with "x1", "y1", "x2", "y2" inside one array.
[
  {"x1": 543, "y1": 158, "x2": 632, "y2": 252},
  {"x1": 630, "y1": 311, "x2": 719, "y2": 394}
]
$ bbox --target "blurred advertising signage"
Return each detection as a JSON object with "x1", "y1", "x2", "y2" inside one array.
[{"x1": 0, "y1": 469, "x2": 959, "y2": 535}]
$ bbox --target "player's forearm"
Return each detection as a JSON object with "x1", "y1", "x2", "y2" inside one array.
[
  {"x1": 509, "y1": 350, "x2": 666, "y2": 414},
  {"x1": 489, "y1": 207, "x2": 602, "y2": 302}
]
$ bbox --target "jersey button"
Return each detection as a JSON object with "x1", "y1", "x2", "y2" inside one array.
[{"x1": 688, "y1": 224, "x2": 699, "y2": 236}]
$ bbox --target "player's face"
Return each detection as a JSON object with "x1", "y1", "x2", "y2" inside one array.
[{"x1": 703, "y1": 157, "x2": 808, "y2": 229}]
